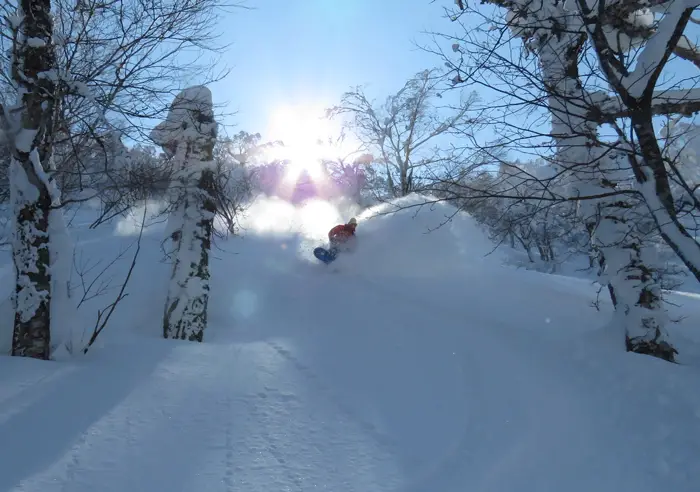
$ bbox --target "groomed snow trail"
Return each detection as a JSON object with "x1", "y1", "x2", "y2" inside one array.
[{"x1": 1, "y1": 197, "x2": 700, "y2": 491}]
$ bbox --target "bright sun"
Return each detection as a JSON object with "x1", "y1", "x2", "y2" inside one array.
[{"x1": 265, "y1": 104, "x2": 340, "y2": 180}]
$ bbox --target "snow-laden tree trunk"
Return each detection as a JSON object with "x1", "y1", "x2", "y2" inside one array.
[
  {"x1": 7, "y1": 0, "x2": 60, "y2": 359},
  {"x1": 151, "y1": 86, "x2": 217, "y2": 342},
  {"x1": 509, "y1": 0, "x2": 676, "y2": 360},
  {"x1": 578, "y1": 0, "x2": 700, "y2": 291}
]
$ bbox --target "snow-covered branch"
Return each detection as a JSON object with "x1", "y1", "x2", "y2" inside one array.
[{"x1": 590, "y1": 88, "x2": 700, "y2": 121}]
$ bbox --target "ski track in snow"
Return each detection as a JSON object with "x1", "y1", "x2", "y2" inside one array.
[{"x1": 3, "y1": 340, "x2": 401, "y2": 492}]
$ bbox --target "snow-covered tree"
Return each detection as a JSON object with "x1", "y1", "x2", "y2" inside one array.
[
  {"x1": 0, "y1": 125, "x2": 10, "y2": 203},
  {"x1": 151, "y1": 86, "x2": 217, "y2": 342},
  {"x1": 2, "y1": 0, "x2": 61, "y2": 359},
  {"x1": 209, "y1": 134, "x2": 257, "y2": 235},
  {"x1": 488, "y1": 161, "x2": 582, "y2": 269},
  {"x1": 323, "y1": 153, "x2": 370, "y2": 205},
  {"x1": 1, "y1": 0, "x2": 232, "y2": 208},
  {"x1": 660, "y1": 119, "x2": 700, "y2": 218},
  {"x1": 330, "y1": 68, "x2": 479, "y2": 197},
  {"x1": 440, "y1": 157, "x2": 587, "y2": 272},
  {"x1": 577, "y1": 0, "x2": 700, "y2": 292},
  {"x1": 316, "y1": 132, "x2": 374, "y2": 205},
  {"x1": 435, "y1": 0, "x2": 697, "y2": 360}
]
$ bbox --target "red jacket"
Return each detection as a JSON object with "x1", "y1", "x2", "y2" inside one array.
[{"x1": 328, "y1": 224, "x2": 356, "y2": 245}]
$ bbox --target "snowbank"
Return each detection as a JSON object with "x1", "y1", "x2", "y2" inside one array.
[
  {"x1": 237, "y1": 194, "x2": 361, "y2": 239},
  {"x1": 234, "y1": 194, "x2": 363, "y2": 262},
  {"x1": 337, "y1": 194, "x2": 505, "y2": 277},
  {"x1": 1, "y1": 189, "x2": 700, "y2": 492},
  {"x1": 235, "y1": 193, "x2": 503, "y2": 278}
]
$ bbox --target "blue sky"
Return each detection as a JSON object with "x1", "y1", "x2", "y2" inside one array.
[
  {"x1": 207, "y1": 0, "x2": 456, "y2": 142},
  {"x1": 198, "y1": 1, "x2": 700, "y2": 163}
]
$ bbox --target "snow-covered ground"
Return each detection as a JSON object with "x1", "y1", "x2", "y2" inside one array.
[{"x1": 1, "y1": 194, "x2": 699, "y2": 492}]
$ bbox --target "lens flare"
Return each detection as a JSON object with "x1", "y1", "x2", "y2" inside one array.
[{"x1": 266, "y1": 104, "x2": 338, "y2": 180}]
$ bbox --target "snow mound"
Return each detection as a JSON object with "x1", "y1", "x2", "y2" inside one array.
[
  {"x1": 1, "y1": 192, "x2": 700, "y2": 492},
  {"x1": 237, "y1": 194, "x2": 361, "y2": 242},
  {"x1": 233, "y1": 194, "x2": 502, "y2": 277},
  {"x1": 337, "y1": 194, "x2": 504, "y2": 277}
]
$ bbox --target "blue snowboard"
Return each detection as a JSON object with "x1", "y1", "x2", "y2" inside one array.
[{"x1": 313, "y1": 246, "x2": 338, "y2": 265}]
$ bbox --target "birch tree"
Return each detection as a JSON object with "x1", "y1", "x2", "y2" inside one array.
[
  {"x1": 2, "y1": 0, "x2": 61, "y2": 359},
  {"x1": 151, "y1": 86, "x2": 217, "y2": 342}
]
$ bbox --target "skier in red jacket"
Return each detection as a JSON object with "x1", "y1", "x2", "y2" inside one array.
[
  {"x1": 314, "y1": 217, "x2": 358, "y2": 264},
  {"x1": 328, "y1": 217, "x2": 357, "y2": 249},
  {"x1": 314, "y1": 217, "x2": 356, "y2": 263}
]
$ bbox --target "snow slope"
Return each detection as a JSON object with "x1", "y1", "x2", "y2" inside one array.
[{"x1": 1, "y1": 194, "x2": 700, "y2": 492}]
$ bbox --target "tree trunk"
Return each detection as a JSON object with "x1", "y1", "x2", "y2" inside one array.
[
  {"x1": 163, "y1": 167, "x2": 216, "y2": 342},
  {"x1": 158, "y1": 87, "x2": 217, "y2": 342},
  {"x1": 10, "y1": 0, "x2": 58, "y2": 360},
  {"x1": 596, "y1": 198, "x2": 676, "y2": 361},
  {"x1": 536, "y1": 6, "x2": 676, "y2": 360},
  {"x1": 632, "y1": 115, "x2": 700, "y2": 285}
]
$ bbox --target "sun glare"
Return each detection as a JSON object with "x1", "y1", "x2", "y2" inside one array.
[{"x1": 266, "y1": 104, "x2": 340, "y2": 180}]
